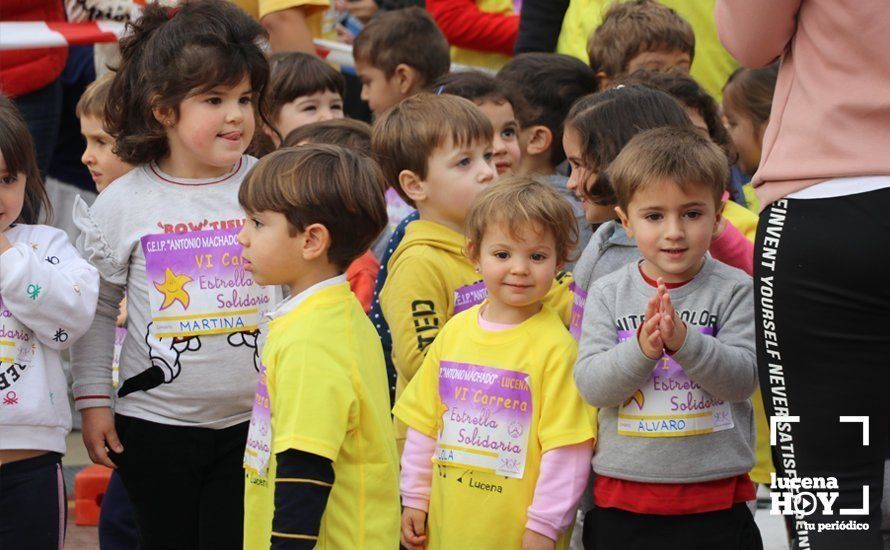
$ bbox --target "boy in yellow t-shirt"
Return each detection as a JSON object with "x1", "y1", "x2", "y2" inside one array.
[
  {"x1": 372, "y1": 94, "x2": 574, "y2": 453},
  {"x1": 394, "y1": 178, "x2": 595, "y2": 550},
  {"x1": 239, "y1": 146, "x2": 399, "y2": 548}
]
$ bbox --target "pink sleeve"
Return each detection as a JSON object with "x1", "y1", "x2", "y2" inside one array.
[
  {"x1": 709, "y1": 219, "x2": 754, "y2": 276},
  {"x1": 400, "y1": 427, "x2": 436, "y2": 512},
  {"x1": 526, "y1": 440, "x2": 594, "y2": 541},
  {"x1": 715, "y1": 0, "x2": 801, "y2": 67}
]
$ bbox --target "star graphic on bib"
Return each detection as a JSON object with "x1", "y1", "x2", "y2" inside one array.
[
  {"x1": 154, "y1": 268, "x2": 192, "y2": 310},
  {"x1": 623, "y1": 389, "x2": 645, "y2": 410}
]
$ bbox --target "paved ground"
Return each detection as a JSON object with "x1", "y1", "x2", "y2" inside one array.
[{"x1": 61, "y1": 431, "x2": 791, "y2": 550}]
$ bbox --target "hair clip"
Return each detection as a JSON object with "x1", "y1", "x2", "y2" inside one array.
[
  {"x1": 434, "y1": 85, "x2": 445, "y2": 96},
  {"x1": 167, "y1": 7, "x2": 180, "y2": 19},
  {"x1": 615, "y1": 84, "x2": 626, "y2": 90}
]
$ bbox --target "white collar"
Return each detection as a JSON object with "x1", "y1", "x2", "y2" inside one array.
[{"x1": 266, "y1": 274, "x2": 347, "y2": 320}]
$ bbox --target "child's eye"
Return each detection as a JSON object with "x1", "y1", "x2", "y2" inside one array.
[
  {"x1": 206, "y1": 97, "x2": 222, "y2": 105},
  {"x1": 530, "y1": 253, "x2": 547, "y2": 261},
  {"x1": 239, "y1": 96, "x2": 252, "y2": 105},
  {"x1": 457, "y1": 157, "x2": 471, "y2": 168},
  {"x1": 501, "y1": 127, "x2": 516, "y2": 139},
  {"x1": 483, "y1": 152, "x2": 494, "y2": 162},
  {"x1": 685, "y1": 211, "x2": 703, "y2": 219},
  {"x1": 332, "y1": 103, "x2": 344, "y2": 111},
  {"x1": 252, "y1": 218, "x2": 263, "y2": 228},
  {"x1": 0, "y1": 175, "x2": 16, "y2": 185},
  {"x1": 302, "y1": 105, "x2": 317, "y2": 112},
  {"x1": 644, "y1": 213, "x2": 663, "y2": 221},
  {"x1": 494, "y1": 251, "x2": 509, "y2": 259}
]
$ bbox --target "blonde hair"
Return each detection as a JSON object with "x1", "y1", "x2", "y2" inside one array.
[
  {"x1": 608, "y1": 126, "x2": 727, "y2": 211},
  {"x1": 371, "y1": 93, "x2": 493, "y2": 206},
  {"x1": 465, "y1": 175, "x2": 579, "y2": 265},
  {"x1": 76, "y1": 73, "x2": 116, "y2": 120}
]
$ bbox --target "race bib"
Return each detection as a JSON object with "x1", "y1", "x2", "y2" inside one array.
[
  {"x1": 141, "y1": 227, "x2": 274, "y2": 338},
  {"x1": 243, "y1": 360, "x2": 272, "y2": 476},
  {"x1": 617, "y1": 328, "x2": 733, "y2": 438},
  {"x1": 568, "y1": 282, "x2": 586, "y2": 342},
  {"x1": 0, "y1": 296, "x2": 35, "y2": 392},
  {"x1": 453, "y1": 281, "x2": 487, "y2": 315},
  {"x1": 434, "y1": 361, "x2": 532, "y2": 479}
]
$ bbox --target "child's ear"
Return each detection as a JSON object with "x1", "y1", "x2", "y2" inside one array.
[
  {"x1": 596, "y1": 71, "x2": 612, "y2": 91},
  {"x1": 525, "y1": 126, "x2": 553, "y2": 157},
  {"x1": 300, "y1": 223, "x2": 331, "y2": 261},
  {"x1": 712, "y1": 200, "x2": 726, "y2": 238},
  {"x1": 394, "y1": 64, "x2": 420, "y2": 95},
  {"x1": 152, "y1": 105, "x2": 175, "y2": 127},
  {"x1": 398, "y1": 169, "x2": 426, "y2": 203},
  {"x1": 615, "y1": 206, "x2": 633, "y2": 236}
]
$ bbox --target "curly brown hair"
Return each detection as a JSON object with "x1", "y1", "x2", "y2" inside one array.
[{"x1": 106, "y1": 0, "x2": 270, "y2": 165}]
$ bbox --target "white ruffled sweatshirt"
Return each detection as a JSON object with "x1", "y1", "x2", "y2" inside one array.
[{"x1": 0, "y1": 224, "x2": 99, "y2": 454}]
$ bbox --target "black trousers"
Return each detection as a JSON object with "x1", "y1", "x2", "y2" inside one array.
[
  {"x1": 0, "y1": 452, "x2": 66, "y2": 550},
  {"x1": 110, "y1": 415, "x2": 249, "y2": 550},
  {"x1": 582, "y1": 503, "x2": 762, "y2": 550},
  {"x1": 755, "y1": 189, "x2": 890, "y2": 549}
]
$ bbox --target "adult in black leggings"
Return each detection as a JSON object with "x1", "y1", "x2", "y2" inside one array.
[{"x1": 717, "y1": 0, "x2": 890, "y2": 548}]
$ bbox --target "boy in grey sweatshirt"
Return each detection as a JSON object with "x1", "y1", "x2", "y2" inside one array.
[{"x1": 574, "y1": 127, "x2": 761, "y2": 549}]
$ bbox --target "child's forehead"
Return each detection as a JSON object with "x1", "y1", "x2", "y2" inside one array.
[
  {"x1": 483, "y1": 219, "x2": 554, "y2": 246},
  {"x1": 432, "y1": 133, "x2": 491, "y2": 155},
  {"x1": 629, "y1": 178, "x2": 713, "y2": 207}
]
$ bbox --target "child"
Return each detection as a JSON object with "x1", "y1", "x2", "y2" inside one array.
[
  {"x1": 587, "y1": 0, "x2": 694, "y2": 90},
  {"x1": 496, "y1": 53, "x2": 597, "y2": 264},
  {"x1": 264, "y1": 52, "x2": 346, "y2": 147},
  {"x1": 722, "y1": 63, "x2": 779, "y2": 213},
  {"x1": 394, "y1": 176, "x2": 595, "y2": 550},
  {"x1": 563, "y1": 86, "x2": 753, "y2": 290},
  {"x1": 372, "y1": 93, "x2": 495, "y2": 450},
  {"x1": 353, "y1": 7, "x2": 451, "y2": 117},
  {"x1": 76, "y1": 73, "x2": 136, "y2": 193},
  {"x1": 619, "y1": 69, "x2": 760, "y2": 223},
  {"x1": 374, "y1": 94, "x2": 575, "y2": 452},
  {"x1": 282, "y1": 118, "x2": 383, "y2": 312},
  {"x1": 575, "y1": 127, "x2": 761, "y2": 549},
  {"x1": 70, "y1": 2, "x2": 275, "y2": 547},
  {"x1": 240, "y1": 145, "x2": 399, "y2": 549},
  {"x1": 75, "y1": 70, "x2": 140, "y2": 550},
  {"x1": 431, "y1": 70, "x2": 522, "y2": 176},
  {"x1": 0, "y1": 95, "x2": 99, "y2": 549}
]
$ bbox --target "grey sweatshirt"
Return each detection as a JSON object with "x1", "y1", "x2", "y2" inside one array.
[
  {"x1": 71, "y1": 156, "x2": 278, "y2": 428},
  {"x1": 542, "y1": 174, "x2": 592, "y2": 270},
  {"x1": 572, "y1": 220, "x2": 639, "y2": 292},
  {"x1": 574, "y1": 257, "x2": 756, "y2": 483}
]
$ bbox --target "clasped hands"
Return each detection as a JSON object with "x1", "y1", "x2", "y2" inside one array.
[{"x1": 638, "y1": 280, "x2": 687, "y2": 360}]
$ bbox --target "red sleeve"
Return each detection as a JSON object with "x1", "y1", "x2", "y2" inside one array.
[
  {"x1": 346, "y1": 251, "x2": 380, "y2": 314},
  {"x1": 426, "y1": 0, "x2": 519, "y2": 56}
]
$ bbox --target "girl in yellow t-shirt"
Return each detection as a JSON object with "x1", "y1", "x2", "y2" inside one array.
[{"x1": 393, "y1": 176, "x2": 596, "y2": 550}]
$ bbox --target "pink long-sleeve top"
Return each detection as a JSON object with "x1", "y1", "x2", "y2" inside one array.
[{"x1": 715, "y1": 0, "x2": 890, "y2": 210}]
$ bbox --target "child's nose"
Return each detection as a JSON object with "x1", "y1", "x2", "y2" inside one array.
[{"x1": 479, "y1": 161, "x2": 495, "y2": 183}]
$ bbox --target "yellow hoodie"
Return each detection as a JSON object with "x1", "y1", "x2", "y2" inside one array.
[{"x1": 380, "y1": 220, "x2": 574, "y2": 450}]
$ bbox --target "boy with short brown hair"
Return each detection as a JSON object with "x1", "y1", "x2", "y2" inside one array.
[
  {"x1": 353, "y1": 7, "x2": 451, "y2": 116},
  {"x1": 240, "y1": 145, "x2": 399, "y2": 549},
  {"x1": 587, "y1": 0, "x2": 695, "y2": 90}
]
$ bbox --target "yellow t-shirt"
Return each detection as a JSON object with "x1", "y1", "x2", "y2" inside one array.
[
  {"x1": 380, "y1": 220, "x2": 575, "y2": 450},
  {"x1": 723, "y1": 198, "x2": 758, "y2": 242},
  {"x1": 449, "y1": 0, "x2": 515, "y2": 71},
  {"x1": 244, "y1": 282, "x2": 400, "y2": 549},
  {"x1": 555, "y1": 0, "x2": 737, "y2": 100},
  {"x1": 230, "y1": 0, "x2": 328, "y2": 34},
  {"x1": 393, "y1": 304, "x2": 596, "y2": 550}
]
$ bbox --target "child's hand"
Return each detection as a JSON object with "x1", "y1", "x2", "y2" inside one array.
[
  {"x1": 657, "y1": 282, "x2": 686, "y2": 352},
  {"x1": 638, "y1": 287, "x2": 664, "y2": 360},
  {"x1": 522, "y1": 529, "x2": 555, "y2": 550},
  {"x1": 81, "y1": 407, "x2": 123, "y2": 468},
  {"x1": 401, "y1": 507, "x2": 428, "y2": 550}
]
